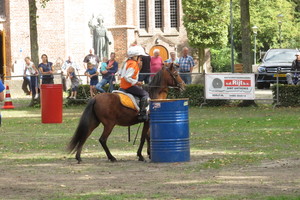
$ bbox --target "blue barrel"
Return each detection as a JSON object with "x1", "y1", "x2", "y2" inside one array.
[{"x1": 150, "y1": 99, "x2": 190, "y2": 163}]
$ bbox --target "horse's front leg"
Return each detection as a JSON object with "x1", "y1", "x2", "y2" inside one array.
[
  {"x1": 99, "y1": 124, "x2": 116, "y2": 162},
  {"x1": 137, "y1": 121, "x2": 150, "y2": 161}
]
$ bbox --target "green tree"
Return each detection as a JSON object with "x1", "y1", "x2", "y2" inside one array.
[
  {"x1": 182, "y1": 0, "x2": 229, "y2": 72},
  {"x1": 28, "y1": 0, "x2": 50, "y2": 106},
  {"x1": 28, "y1": 0, "x2": 51, "y2": 66},
  {"x1": 211, "y1": 48, "x2": 238, "y2": 72},
  {"x1": 233, "y1": 0, "x2": 299, "y2": 59}
]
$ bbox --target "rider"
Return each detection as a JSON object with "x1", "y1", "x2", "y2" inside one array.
[
  {"x1": 120, "y1": 45, "x2": 149, "y2": 122},
  {"x1": 286, "y1": 52, "x2": 300, "y2": 85}
]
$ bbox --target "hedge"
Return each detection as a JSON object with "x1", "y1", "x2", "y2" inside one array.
[
  {"x1": 167, "y1": 84, "x2": 228, "y2": 106},
  {"x1": 67, "y1": 84, "x2": 228, "y2": 107},
  {"x1": 272, "y1": 84, "x2": 300, "y2": 107}
]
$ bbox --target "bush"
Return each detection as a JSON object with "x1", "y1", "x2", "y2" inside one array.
[
  {"x1": 272, "y1": 84, "x2": 300, "y2": 107},
  {"x1": 211, "y1": 47, "x2": 238, "y2": 72},
  {"x1": 168, "y1": 84, "x2": 228, "y2": 107}
]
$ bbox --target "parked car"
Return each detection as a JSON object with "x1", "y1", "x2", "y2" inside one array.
[{"x1": 256, "y1": 48, "x2": 300, "y2": 89}]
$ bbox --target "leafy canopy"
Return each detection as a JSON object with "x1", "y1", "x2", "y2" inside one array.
[{"x1": 182, "y1": 0, "x2": 229, "y2": 49}]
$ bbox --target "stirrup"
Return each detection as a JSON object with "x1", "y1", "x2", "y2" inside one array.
[{"x1": 137, "y1": 113, "x2": 148, "y2": 122}]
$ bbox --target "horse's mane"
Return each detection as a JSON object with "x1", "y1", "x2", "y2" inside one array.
[{"x1": 144, "y1": 69, "x2": 164, "y2": 99}]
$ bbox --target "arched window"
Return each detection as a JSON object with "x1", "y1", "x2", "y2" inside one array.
[
  {"x1": 154, "y1": 0, "x2": 163, "y2": 28},
  {"x1": 170, "y1": 0, "x2": 178, "y2": 28},
  {"x1": 139, "y1": 0, "x2": 147, "y2": 29}
]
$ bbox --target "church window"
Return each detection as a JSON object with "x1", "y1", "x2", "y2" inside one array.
[
  {"x1": 154, "y1": 0, "x2": 163, "y2": 28},
  {"x1": 139, "y1": 0, "x2": 147, "y2": 29},
  {"x1": 170, "y1": 0, "x2": 178, "y2": 28}
]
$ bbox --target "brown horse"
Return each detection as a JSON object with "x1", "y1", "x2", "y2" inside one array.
[{"x1": 68, "y1": 64, "x2": 185, "y2": 163}]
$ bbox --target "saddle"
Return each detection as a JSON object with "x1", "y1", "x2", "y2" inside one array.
[{"x1": 112, "y1": 90, "x2": 140, "y2": 111}]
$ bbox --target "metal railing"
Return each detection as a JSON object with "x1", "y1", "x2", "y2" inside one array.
[{"x1": 1, "y1": 71, "x2": 297, "y2": 108}]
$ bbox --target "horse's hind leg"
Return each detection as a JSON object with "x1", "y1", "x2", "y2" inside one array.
[
  {"x1": 76, "y1": 125, "x2": 99, "y2": 164},
  {"x1": 99, "y1": 124, "x2": 116, "y2": 162}
]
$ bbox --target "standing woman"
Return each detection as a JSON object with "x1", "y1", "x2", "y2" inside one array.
[
  {"x1": 38, "y1": 54, "x2": 54, "y2": 84},
  {"x1": 150, "y1": 49, "x2": 163, "y2": 77},
  {"x1": 24, "y1": 57, "x2": 39, "y2": 99}
]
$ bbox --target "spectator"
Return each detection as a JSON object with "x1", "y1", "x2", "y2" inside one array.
[
  {"x1": 61, "y1": 55, "x2": 80, "y2": 91},
  {"x1": 85, "y1": 62, "x2": 99, "y2": 97},
  {"x1": 286, "y1": 52, "x2": 300, "y2": 85},
  {"x1": 178, "y1": 47, "x2": 195, "y2": 84},
  {"x1": 22, "y1": 61, "x2": 31, "y2": 95},
  {"x1": 150, "y1": 49, "x2": 163, "y2": 77},
  {"x1": 138, "y1": 49, "x2": 151, "y2": 84},
  {"x1": 100, "y1": 57, "x2": 108, "y2": 72},
  {"x1": 39, "y1": 54, "x2": 54, "y2": 84},
  {"x1": 0, "y1": 79, "x2": 4, "y2": 102},
  {"x1": 66, "y1": 66, "x2": 79, "y2": 99},
  {"x1": 62, "y1": 55, "x2": 80, "y2": 71},
  {"x1": 164, "y1": 52, "x2": 179, "y2": 69},
  {"x1": 83, "y1": 48, "x2": 100, "y2": 70},
  {"x1": 24, "y1": 57, "x2": 39, "y2": 99},
  {"x1": 96, "y1": 52, "x2": 118, "y2": 93}
]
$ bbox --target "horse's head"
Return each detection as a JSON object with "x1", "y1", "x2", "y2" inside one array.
[
  {"x1": 163, "y1": 63, "x2": 185, "y2": 91},
  {"x1": 148, "y1": 64, "x2": 185, "y2": 99}
]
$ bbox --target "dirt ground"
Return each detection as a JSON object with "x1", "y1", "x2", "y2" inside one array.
[{"x1": 1, "y1": 150, "x2": 300, "y2": 200}]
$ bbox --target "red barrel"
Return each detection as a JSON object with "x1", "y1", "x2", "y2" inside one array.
[{"x1": 41, "y1": 84, "x2": 63, "y2": 123}]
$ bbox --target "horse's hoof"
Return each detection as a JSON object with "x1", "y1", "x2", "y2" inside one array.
[
  {"x1": 76, "y1": 157, "x2": 82, "y2": 164},
  {"x1": 109, "y1": 157, "x2": 117, "y2": 162},
  {"x1": 138, "y1": 156, "x2": 145, "y2": 162}
]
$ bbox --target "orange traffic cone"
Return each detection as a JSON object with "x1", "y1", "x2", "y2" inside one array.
[{"x1": 2, "y1": 85, "x2": 15, "y2": 109}]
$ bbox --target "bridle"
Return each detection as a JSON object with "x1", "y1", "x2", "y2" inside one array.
[{"x1": 165, "y1": 67, "x2": 184, "y2": 89}]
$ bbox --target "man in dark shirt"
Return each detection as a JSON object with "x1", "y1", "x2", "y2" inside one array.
[
  {"x1": 138, "y1": 52, "x2": 151, "y2": 84},
  {"x1": 286, "y1": 52, "x2": 300, "y2": 85},
  {"x1": 83, "y1": 48, "x2": 100, "y2": 69}
]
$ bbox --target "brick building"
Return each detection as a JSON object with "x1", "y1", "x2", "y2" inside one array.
[{"x1": 0, "y1": 0, "x2": 191, "y2": 77}]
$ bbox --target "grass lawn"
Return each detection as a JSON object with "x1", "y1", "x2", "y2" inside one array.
[{"x1": 0, "y1": 104, "x2": 300, "y2": 200}]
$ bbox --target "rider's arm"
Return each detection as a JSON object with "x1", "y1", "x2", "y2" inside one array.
[{"x1": 124, "y1": 68, "x2": 138, "y2": 86}]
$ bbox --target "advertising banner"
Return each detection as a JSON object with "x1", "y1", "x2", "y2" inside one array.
[{"x1": 205, "y1": 73, "x2": 255, "y2": 100}]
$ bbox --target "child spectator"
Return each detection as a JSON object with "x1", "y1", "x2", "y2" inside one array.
[
  {"x1": 100, "y1": 57, "x2": 108, "y2": 73},
  {"x1": 66, "y1": 66, "x2": 79, "y2": 99},
  {"x1": 85, "y1": 62, "x2": 99, "y2": 97}
]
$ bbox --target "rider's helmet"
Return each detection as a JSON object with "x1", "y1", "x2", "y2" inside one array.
[{"x1": 127, "y1": 45, "x2": 147, "y2": 58}]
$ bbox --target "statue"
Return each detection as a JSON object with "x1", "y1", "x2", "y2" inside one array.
[{"x1": 88, "y1": 14, "x2": 111, "y2": 60}]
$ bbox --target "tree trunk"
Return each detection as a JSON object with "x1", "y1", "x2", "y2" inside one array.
[
  {"x1": 28, "y1": 0, "x2": 39, "y2": 66},
  {"x1": 240, "y1": 0, "x2": 252, "y2": 73},
  {"x1": 239, "y1": 0, "x2": 257, "y2": 107},
  {"x1": 28, "y1": 0, "x2": 40, "y2": 107},
  {"x1": 198, "y1": 48, "x2": 205, "y2": 73}
]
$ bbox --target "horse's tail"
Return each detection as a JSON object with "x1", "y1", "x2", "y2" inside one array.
[{"x1": 67, "y1": 98, "x2": 98, "y2": 154}]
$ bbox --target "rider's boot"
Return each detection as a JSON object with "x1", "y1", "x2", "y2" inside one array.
[{"x1": 138, "y1": 98, "x2": 149, "y2": 122}]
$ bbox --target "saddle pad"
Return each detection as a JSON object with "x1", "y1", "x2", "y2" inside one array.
[{"x1": 112, "y1": 90, "x2": 140, "y2": 111}]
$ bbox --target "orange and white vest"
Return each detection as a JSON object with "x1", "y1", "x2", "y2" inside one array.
[{"x1": 120, "y1": 59, "x2": 140, "y2": 89}]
